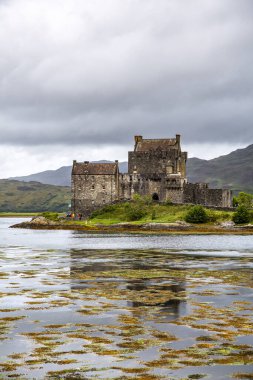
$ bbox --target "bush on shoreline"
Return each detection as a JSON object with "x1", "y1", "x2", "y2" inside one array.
[
  {"x1": 185, "y1": 205, "x2": 209, "y2": 224},
  {"x1": 232, "y1": 205, "x2": 250, "y2": 224}
]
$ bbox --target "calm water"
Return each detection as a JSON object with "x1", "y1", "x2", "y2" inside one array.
[{"x1": 0, "y1": 218, "x2": 253, "y2": 379}]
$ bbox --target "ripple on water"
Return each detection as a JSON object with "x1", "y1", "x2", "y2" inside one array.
[{"x1": 0, "y1": 219, "x2": 253, "y2": 378}]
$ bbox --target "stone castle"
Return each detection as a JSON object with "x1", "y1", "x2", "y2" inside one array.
[{"x1": 71, "y1": 135, "x2": 232, "y2": 216}]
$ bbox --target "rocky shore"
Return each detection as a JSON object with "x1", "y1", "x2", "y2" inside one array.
[{"x1": 10, "y1": 216, "x2": 253, "y2": 234}]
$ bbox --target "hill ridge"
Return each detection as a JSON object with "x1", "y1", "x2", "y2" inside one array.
[{"x1": 3, "y1": 144, "x2": 253, "y2": 193}]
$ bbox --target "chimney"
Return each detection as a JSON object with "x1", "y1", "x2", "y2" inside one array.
[{"x1": 134, "y1": 135, "x2": 143, "y2": 144}]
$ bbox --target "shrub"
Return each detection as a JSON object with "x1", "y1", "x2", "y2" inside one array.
[
  {"x1": 185, "y1": 205, "x2": 209, "y2": 224},
  {"x1": 236, "y1": 192, "x2": 253, "y2": 208},
  {"x1": 123, "y1": 195, "x2": 151, "y2": 220},
  {"x1": 100, "y1": 204, "x2": 116, "y2": 213},
  {"x1": 232, "y1": 205, "x2": 250, "y2": 224},
  {"x1": 125, "y1": 203, "x2": 147, "y2": 221},
  {"x1": 232, "y1": 196, "x2": 239, "y2": 208}
]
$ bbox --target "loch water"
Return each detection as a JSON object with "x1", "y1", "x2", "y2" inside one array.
[{"x1": 0, "y1": 218, "x2": 253, "y2": 379}]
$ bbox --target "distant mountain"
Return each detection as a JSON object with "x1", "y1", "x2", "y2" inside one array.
[
  {"x1": 5, "y1": 145, "x2": 253, "y2": 194},
  {"x1": 187, "y1": 144, "x2": 253, "y2": 193},
  {"x1": 0, "y1": 180, "x2": 70, "y2": 212},
  {"x1": 9, "y1": 161, "x2": 128, "y2": 187},
  {"x1": 10, "y1": 166, "x2": 72, "y2": 187}
]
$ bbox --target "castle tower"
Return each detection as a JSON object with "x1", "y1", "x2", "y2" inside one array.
[
  {"x1": 121, "y1": 135, "x2": 188, "y2": 203},
  {"x1": 128, "y1": 135, "x2": 187, "y2": 178},
  {"x1": 71, "y1": 161, "x2": 119, "y2": 217}
]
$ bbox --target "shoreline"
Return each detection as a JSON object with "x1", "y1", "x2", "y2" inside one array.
[{"x1": 10, "y1": 219, "x2": 253, "y2": 235}]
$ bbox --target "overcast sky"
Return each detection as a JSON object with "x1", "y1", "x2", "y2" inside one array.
[{"x1": 0, "y1": 0, "x2": 252, "y2": 177}]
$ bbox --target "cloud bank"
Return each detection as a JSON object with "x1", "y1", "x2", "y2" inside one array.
[
  {"x1": 0, "y1": 0, "x2": 253, "y2": 145},
  {"x1": 0, "y1": 0, "x2": 252, "y2": 175}
]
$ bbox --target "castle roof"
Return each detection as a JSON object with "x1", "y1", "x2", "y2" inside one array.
[
  {"x1": 72, "y1": 162, "x2": 118, "y2": 175},
  {"x1": 134, "y1": 135, "x2": 180, "y2": 152}
]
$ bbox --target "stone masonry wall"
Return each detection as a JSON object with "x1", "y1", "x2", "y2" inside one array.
[
  {"x1": 119, "y1": 174, "x2": 184, "y2": 203},
  {"x1": 120, "y1": 174, "x2": 166, "y2": 201},
  {"x1": 128, "y1": 150, "x2": 181, "y2": 175},
  {"x1": 166, "y1": 189, "x2": 184, "y2": 204},
  {"x1": 72, "y1": 173, "x2": 119, "y2": 217},
  {"x1": 183, "y1": 183, "x2": 232, "y2": 208}
]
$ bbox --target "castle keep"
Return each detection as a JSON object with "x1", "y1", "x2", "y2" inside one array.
[{"x1": 71, "y1": 135, "x2": 232, "y2": 216}]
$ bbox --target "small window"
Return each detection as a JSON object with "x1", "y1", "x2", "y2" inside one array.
[
  {"x1": 102, "y1": 185, "x2": 105, "y2": 190},
  {"x1": 91, "y1": 185, "x2": 95, "y2": 190}
]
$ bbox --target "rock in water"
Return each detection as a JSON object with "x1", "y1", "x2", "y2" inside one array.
[{"x1": 10, "y1": 216, "x2": 58, "y2": 228}]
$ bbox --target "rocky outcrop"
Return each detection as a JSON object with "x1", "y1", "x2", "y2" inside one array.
[
  {"x1": 10, "y1": 216, "x2": 59, "y2": 229},
  {"x1": 140, "y1": 221, "x2": 191, "y2": 230},
  {"x1": 218, "y1": 221, "x2": 235, "y2": 228}
]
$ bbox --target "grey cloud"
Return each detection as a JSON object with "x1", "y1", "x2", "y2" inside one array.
[{"x1": 0, "y1": 0, "x2": 253, "y2": 147}]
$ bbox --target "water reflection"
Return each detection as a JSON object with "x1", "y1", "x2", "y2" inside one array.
[
  {"x1": 70, "y1": 249, "x2": 188, "y2": 320},
  {"x1": 0, "y1": 220, "x2": 253, "y2": 379}
]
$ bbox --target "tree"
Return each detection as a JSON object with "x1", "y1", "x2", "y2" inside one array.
[
  {"x1": 232, "y1": 196, "x2": 239, "y2": 207},
  {"x1": 232, "y1": 205, "x2": 250, "y2": 224},
  {"x1": 236, "y1": 192, "x2": 253, "y2": 208}
]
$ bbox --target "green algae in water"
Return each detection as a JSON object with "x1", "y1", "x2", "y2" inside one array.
[{"x1": 1, "y1": 241, "x2": 253, "y2": 379}]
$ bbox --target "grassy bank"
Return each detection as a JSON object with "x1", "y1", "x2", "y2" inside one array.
[
  {"x1": 11, "y1": 205, "x2": 253, "y2": 234},
  {"x1": 10, "y1": 198, "x2": 253, "y2": 235},
  {"x1": 87, "y1": 202, "x2": 234, "y2": 226}
]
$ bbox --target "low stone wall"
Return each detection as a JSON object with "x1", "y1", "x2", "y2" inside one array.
[{"x1": 183, "y1": 183, "x2": 232, "y2": 208}]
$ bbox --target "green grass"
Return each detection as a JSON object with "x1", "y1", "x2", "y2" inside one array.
[
  {"x1": 87, "y1": 202, "x2": 233, "y2": 225},
  {"x1": 0, "y1": 212, "x2": 39, "y2": 217}
]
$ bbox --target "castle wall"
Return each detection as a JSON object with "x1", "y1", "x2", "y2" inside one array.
[
  {"x1": 120, "y1": 174, "x2": 166, "y2": 201},
  {"x1": 183, "y1": 183, "x2": 232, "y2": 208},
  {"x1": 72, "y1": 173, "x2": 119, "y2": 217},
  {"x1": 128, "y1": 150, "x2": 186, "y2": 175},
  {"x1": 119, "y1": 174, "x2": 184, "y2": 203},
  {"x1": 166, "y1": 188, "x2": 184, "y2": 203},
  {"x1": 222, "y1": 189, "x2": 232, "y2": 208}
]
